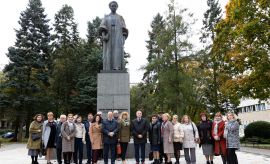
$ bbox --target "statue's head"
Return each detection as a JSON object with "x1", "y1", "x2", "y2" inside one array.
[{"x1": 109, "y1": 1, "x2": 118, "y2": 13}]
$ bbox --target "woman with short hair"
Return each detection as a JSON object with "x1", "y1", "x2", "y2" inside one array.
[
  {"x1": 161, "y1": 113, "x2": 174, "y2": 164},
  {"x1": 73, "y1": 115, "x2": 86, "y2": 164},
  {"x1": 225, "y1": 112, "x2": 240, "y2": 164},
  {"x1": 149, "y1": 114, "x2": 161, "y2": 164},
  {"x1": 197, "y1": 113, "x2": 214, "y2": 164},
  {"x1": 182, "y1": 115, "x2": 199, "y2": 164},
  {"x1": 27, "y1": 114, "x2": 44, "y2": 164},
  {"x1": 172, "y1": 115, "x2": 184, "y2": 164},
  {"x1": 61, "y1": 113, "x2": 76, "y2": 164},
  {"x1": 212, "y1": 112, "x2": 227, "y2": 164},
  {"x1": 42, "y1": 112, "x2": 57, "y2": 164}
]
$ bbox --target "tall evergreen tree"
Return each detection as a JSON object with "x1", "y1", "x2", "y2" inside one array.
[
  {"x1": 51, "y1": 4, "x2": 80, "y2": 114},
  {"x1": 200, "y1": 0, "x2": 228, "y2": 113},
  {"x1": 3, "y1": 0, "x2": 51, "y2": 141}
]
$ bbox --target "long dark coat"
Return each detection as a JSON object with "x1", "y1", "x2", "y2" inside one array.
[{"x1": 131, "y1": 118, "x2": 149, "y2": 144}]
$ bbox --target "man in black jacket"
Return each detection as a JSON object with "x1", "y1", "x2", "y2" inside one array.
[
  {"x1": 102, "y1": 111, "x2": 119, "y2": 164},
  {"x1": 131, "y1": 110, "x2": 149, "y2": 164},
  {"x1": 84, "y1": 113, "x2": 93, "y2": 164}
]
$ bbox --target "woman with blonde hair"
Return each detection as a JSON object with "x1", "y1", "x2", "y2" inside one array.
[
  {"x1": 118, "y1": 112, "x2": 131, "y2": 164},
  {"x1": 225, "y1": 112, "x2": 240, "y2": 164},
  {"x1": 172, "y1": 115, "x2": 184, "y2": 164},
  {"x1": 161, "y1": 113, "x2": 174, "y2": 164},
  {"x1": 42, "y1": 112, "x2": 57, "y2": 164},
  {"x1": 182, "y1": 115, "x2": 199, "y2": 164}
]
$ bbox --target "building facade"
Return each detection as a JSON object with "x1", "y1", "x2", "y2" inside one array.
[{"x1": 237, "y1": 98, "x2": 270, "y2": 137}]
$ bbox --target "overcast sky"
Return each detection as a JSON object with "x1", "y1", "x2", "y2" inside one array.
[{"x1": 0, "y1": 0, "x2": 228, "y2": 83}]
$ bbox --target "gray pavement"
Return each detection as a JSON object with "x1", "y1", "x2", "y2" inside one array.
[{"x1": 0, "y1": 143, "x2": 269, "y2": 164}]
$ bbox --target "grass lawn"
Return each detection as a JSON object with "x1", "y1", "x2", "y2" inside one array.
[{"x1": 241, "y1": 143, "x2": 270, "y2": 150}]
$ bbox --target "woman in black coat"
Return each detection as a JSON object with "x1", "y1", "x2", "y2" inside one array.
[
  {"x1": 197, "y1": 113, "x2": 215, "y2": 164},
  {"x1": 149, "y1": 115, "x2": 161, "y2": 164}
]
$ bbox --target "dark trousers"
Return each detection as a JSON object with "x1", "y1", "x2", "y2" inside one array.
[
  {"x1": 120, "y1": 142, "x2": 128, "y2": 160},
  {"x1": 104, "y1": 143, "x2": 116, "y2": 164},
  {"x1": 86, "y1": 138, "x2": 92, "y2": 163},
  {"x1": 134, "y1": 143, "x2": 146, "y2": 162},
  {"x1": 74, "y1": 138, "x2": 84, "y2": 164},
  {"x1": 184, "y1": 148, "x2": 196, "y2": 164},
  {"x1": 63, "y1": 152, "x2": 72, "y2": 164},
  {"x1": 56, "y1": 147, "x2": 62, "y2": 164},
  {"x1": 227, "y1": 148, "x2": 238, "y2": 164},
  {"x1": 92, "y1": 149, "x2": 100, "y2": 163},
  {"x1": 159, "y1": 141, "x2": 167, "y2": 162}
]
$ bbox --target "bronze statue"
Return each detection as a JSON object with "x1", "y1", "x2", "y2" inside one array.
[{"x1": 99, "y1": 1, "x2": 128, "y2": 71}]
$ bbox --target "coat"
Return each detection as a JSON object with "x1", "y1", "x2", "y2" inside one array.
[
  {"x1": 131, "y1": 118, "x2": 149, "y2": 144},
  {"x1": 149, "y1": 121, "x2": 161, "y2": 145},
  {"x1": 225, "y1": 120, "x2": 240, "y2": 149},
  {"x1": 182, "y1": 122, "x2": 199, "y2": 148},
  {"x1": 197, "y1": 120, "x2": 214, "y2": 146},
  {"x1": 84, "y1": 120, "x2": 92, "y2": 142},
  {"x1": 102, "y1": 119, "x2": 119, "y2": 144},
  {"x1": 61, "y1": 121, "x2": 76, "y2": 152},
  {"x1": 212, "y1": 120, "x2": 227, "y2": 156},
  {"x1": 90, "y1": 122, "x2": 103, "y2": 150},
  {"x1": 172, "y1": 122, "x2": 184, "y2": 143},
  {"x1": 118, "y1": 120, "x2": 131, "y2": 143},
  {"x1": 42, "y1": 120, "x2": 57, "y2": 148},
  {"x1": 55, "y1": 121, "x2": 63, "y2": 149},
  {"x1": 161, "y1": 121, "x2": 174, "y2": 153},
  {"x1": 27, "y1": 121, "x2": 42, "y2": 150}
]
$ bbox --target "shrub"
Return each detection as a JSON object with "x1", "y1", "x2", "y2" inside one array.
[{"x1": 244, "y1": 121, "x2": 270, "y2": 139}]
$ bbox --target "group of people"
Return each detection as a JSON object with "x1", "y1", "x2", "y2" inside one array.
[{"x1": 26, "y1": 110, "x2": 240, "y2": 164}]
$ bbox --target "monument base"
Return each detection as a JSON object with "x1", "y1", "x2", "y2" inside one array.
[{"x1": 97, "y1": 72, "x2": 130, "y2": 117}]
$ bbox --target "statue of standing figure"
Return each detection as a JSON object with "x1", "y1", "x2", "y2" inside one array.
[{"x1": 99, "y1": 1, "x2": 128, "y2": 71}]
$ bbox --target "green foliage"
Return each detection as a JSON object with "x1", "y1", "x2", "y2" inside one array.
[
  {"x1": 244, "y1": 121, "x2": 270, "y2": 139},
  {"x1": 1, "y1": 0, "x2": 52, "y2": 141}
]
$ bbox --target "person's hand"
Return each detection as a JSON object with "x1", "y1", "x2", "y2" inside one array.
[
  {"x1": 38, "y1": 129, "x2": 42, "y2": 132},
  {"x1": 214, "y1": 136, "x2": 219, "y2": 141},
  {"x1": 138, "y1": 134, "x2": 142, "y2": 138},
  {"x1": 82, "y1": 139, "x2": 86, "y2": 144},
  {"x1": 168, "y1": 138, "x2": 172, "y2": 143},
  {"x1": 118, "y1": 139, "x2": 120, "y2": 142},
  {"x1": 67, "y1": 136, "x2": 70, "y2": 140}
]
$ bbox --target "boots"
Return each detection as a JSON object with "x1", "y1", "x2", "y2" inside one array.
[
  {"x1": 211, "y1": 161, "x2": 214, "y2": 164},
  {"x1": 207, "y1": 161, "x2": 210, "y2": 164}
]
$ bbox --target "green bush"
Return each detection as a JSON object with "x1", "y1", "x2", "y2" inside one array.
[{"x1": 244, "y1": 121, "x2": 270, "y2": 139}]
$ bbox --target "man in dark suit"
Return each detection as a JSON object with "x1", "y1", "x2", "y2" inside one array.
[
  {"x1": 131, "y1": 110, "x2": 149, "y2": 164},
  {"x1": 84, "y1": 113, "x2": 93, "y2": 164},
  {"x1": 56, "y1": 114, "x2": 66, "y2": 164},
  {"x1": 102, "y1": 111, "x2": 119, "y2": 164}
]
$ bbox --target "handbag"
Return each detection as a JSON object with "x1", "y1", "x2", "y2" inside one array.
[
  {"x1": 31, "y1": 133, "x2": 41, "y2": 141},
  {"x1": 191, "y1": 122, "x2": 200, "y2": 144},
  {"x1": 117, "y1": 143, "x2": 121, "y2": 155}
]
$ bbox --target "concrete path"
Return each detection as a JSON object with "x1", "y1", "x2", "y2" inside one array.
[{"x1": 0, "y1": 143, "x2": 269, "y2": 164}]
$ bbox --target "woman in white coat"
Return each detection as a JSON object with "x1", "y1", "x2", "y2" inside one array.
[{"x1": 182, "y1": 115, "x2": 199, "y2": 164}]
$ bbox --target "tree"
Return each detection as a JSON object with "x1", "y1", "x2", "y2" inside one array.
[
  {"x1": 2, "y1": 0, "x2": 51, "y2": 141},
  {"x1": 216, "y1": 0, "x2": 270, "y2": 101},
  {"x1": 199, "y1": 0, "x2": 233, "y2": 113},
  {"x1": 50, "y1": 4, "x2": 80, "y2": 114}
]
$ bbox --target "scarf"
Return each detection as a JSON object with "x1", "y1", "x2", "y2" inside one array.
[{"x1": 214, "y1": 119, "x2": 222, "y2": 135}]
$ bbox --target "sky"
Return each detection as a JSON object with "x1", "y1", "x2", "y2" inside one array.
[{"x1": 0, "y1": 0, "x2": 229, "y2": 83}]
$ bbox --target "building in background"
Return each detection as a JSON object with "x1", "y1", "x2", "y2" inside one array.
[{"x1": 237, "y1": 98, "x2": 270, "y2": 137}]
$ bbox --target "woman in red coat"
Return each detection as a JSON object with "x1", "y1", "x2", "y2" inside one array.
[{"x1": 212, "y1": 112, "x2": 227, "y2": 164}]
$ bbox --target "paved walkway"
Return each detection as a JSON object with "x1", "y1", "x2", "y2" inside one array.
[{"x1": 0, "y1": 143, "x2": 269, "y2": 164}]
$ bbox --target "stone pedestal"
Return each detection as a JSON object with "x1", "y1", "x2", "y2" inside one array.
[{"x1": 97, "y1": 72, "x2": 130, "y2": 117}]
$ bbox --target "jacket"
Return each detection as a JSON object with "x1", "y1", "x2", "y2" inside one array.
[
  {"x1": 131, "y1": 118, "x2": 149, "y2": 144},
  {"x1": 102, "y1": 119, "x2": 119, "y2": 144},
  {"x1": 149, "y1": 121, "x2": 161, "y2": 145},
  {"x1": 27, "y1": 121, "x2": 43, "y2": 150},
  {"x1": 172, "y1": 122, "x2": 184, "y2": 143}
]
